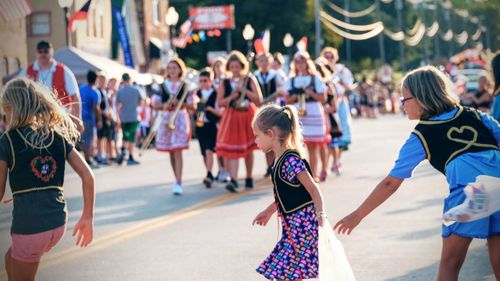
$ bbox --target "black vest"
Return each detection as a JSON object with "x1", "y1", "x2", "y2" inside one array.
[
  {"x1": 5, "y1": 129, "x2": 68, "y2": 196},
  {"x1": 256, "y1": 72, "x2": 277, "y2": 99},
  {"x1": 289, "y1": 75, "x2": 317, "y2": 102},
  {"x1": 272, "y1": 149, "x2": 314, "y2": 214},
  {"x1": 413, "y1": 107, "x2": 499, "y2": 174},
  {"x1": 223, "y1": 78, "x2": 252, "y2": 108},
  {"x1": 160, "y1": 80, "x2": 186, "y2": 103},
  {"x1": 196, "y1": 88, "x2": 220, "y2": 123}
]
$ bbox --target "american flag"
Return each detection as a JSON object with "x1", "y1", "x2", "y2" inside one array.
[
  {"x1": 0, "y1": 0, "x2": 31, "y2": 22},
  {"x1": 172, "y1": 36, "x2": 187, "y2": 49}
]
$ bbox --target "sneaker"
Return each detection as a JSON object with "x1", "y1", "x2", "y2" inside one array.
[
  {"x1": 245, "y1": 178, "x2": 254, "y2": 189},
  {"x1": 225, "y1": 179, "x2": 238, "y2": 193},
  {"x1": 218, "y1": 170, "x2": 230, "y2": 183},
  {"x1": 115, "y1": 154, "x2": 125, "y2": 165},
  {"x1": 319, "y1": 170, "x2": 328, "y2": 182},
  {"x1": 127, "y1": 159, "x2": 140, "y2": 166},
  {"x1": 172, "y1": 183, "x2": 183, "y2": 195},
  {"x1": 203, "y1": 177, "x2": 212, "y2": 188},
  {"x1": 87, "y1": 159, "x2": 100, "y2": 170}
]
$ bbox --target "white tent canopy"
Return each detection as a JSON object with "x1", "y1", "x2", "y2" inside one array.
[{"x1": 53, "y1": 47, "x2": 162, "y2": 85}]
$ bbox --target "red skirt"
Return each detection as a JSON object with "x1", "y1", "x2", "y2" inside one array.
[{"x1": 216, "y1": 104, "x2": 257, "y2": 159}]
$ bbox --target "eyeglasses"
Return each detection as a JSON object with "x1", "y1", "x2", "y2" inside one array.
[
  {"x1": 400, "y1": 96, "x2": 413, "y2": 106},
  {"x1": 37, "y1": 49, "x2": 49, "y2": 54}
]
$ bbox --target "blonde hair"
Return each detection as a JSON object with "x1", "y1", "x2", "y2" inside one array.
[
  {"x1": 401, "y1": 65, "x2": 460, "y2": 119},
  {"x1": 252, "y1": 104, "x2": 305, "y2": 157},
  {"x1": 320, "y1": 47, "x2": 339, "y2": 62},
  {"x1": 1, "y1": 78, "x2": 80, "y2": 146},
  {"x1": 211, "y1": 56, "x2": 226, "y2": 78},
  {"x1": 226, "y1": 51, "x2": 249, "y2": 75},
  {"x1": 289, "y1": 51, "x2": 318, "y2": 77},
  {"x1": 166, "y1": 57, "x2": 187, "y2": 79}
]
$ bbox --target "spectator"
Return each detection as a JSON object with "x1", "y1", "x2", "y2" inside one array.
[
  {"x1": 19, "y1": 40, "x2": 83, "y2": 132},
  {"x1": 96, "y1": 73, "x2": 113, "y2": 165},
  {"x1": 80, "y1": 70, "x2": 102, "y2": 169},
  {"x1": 116, "y1": 73, "x2": 143, "y2": 165}
]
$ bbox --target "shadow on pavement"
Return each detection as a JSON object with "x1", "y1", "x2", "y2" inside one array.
[{"x1": 384, "y1": 246, "x2": 494, "y2": 281}]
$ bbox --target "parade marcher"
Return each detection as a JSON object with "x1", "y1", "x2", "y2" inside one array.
[
  {"x1": 116, "y1": 73, "x2": 143, "y2": 166},
  {"x1": 216, "y1": 51, "x2": 262, "y2": 192},
  {"x1": 252, "y1": 104, "x2": 326, "y2": 280},
  {"x1": 0, "y1": 78, "x2": 95, "y2": 281},
  {"x1": 491, "y1": 52, "x2": 500, "y2": 122},
  {"x1": 315, "y1": 58, "x2": 336, "y2": 181},
  {"x1": 471, "y1": 75, "x2": 493, "y2": 113},
  {"x1": 137, "y1": 97, "x2": 152, "y2": 149},
  {"x1": 335, "y1": 66, "x2": 500, "y2": 281},
  {"x1": 193, "y1": 69, "x2": 221, "y2": 188},
  {"x1": 255, "y1": 52, "x2": 286, "y2": 177},
  {"x1": 286, "y1": 51, "x2": 329, "y2": 181},
  {"x1": 80, "y1": 70, "x2": 102, "y2": 169},
  {"x1": 322, "y1": 47, "x2": 354, "y2": 172},
  {"x1": 211, "y1": 56, "x2": 230, "y2": 183},
  {"x1": 19, "y1": 40, "x2": 83, "y2": 132},
  {"x1": 153, "y1": 58, "x2": 194, "y2": 195},
  {"x1": 96, "y1": 73, "x2": 113, "y2": 165},
  {"x1": 272, "y1": 52, "x2": 289, "y2": 92}
]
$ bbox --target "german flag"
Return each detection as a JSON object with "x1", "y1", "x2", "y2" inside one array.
[{"x1": 68, "y1": 0, "x2": 92, "y2": 32}]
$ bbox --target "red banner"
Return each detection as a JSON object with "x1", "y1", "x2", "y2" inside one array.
[{"x1": 189, "y1": 5, "x2": 235, "y2": 30}]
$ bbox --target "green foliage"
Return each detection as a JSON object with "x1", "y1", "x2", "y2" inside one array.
[{"x1": 170, "y1": 0, "x2": 498, "y2": 71}]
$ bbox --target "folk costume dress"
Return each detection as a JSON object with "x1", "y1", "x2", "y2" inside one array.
[
  {"x1": 390, "y1": 107, "x2": 500, "y2": 238},
  {"x1": 216, "y1": 77, "x2": 257, "y2": 159},
  {"x1": 153, "y1": 79, "x2": 192, "y2": 152},
  {"x1": 257, "y1": 149, "x2": 319, "y2": 280},
  {"x1": 286, "y1": 75, "x2": 331, "y2": 145}
]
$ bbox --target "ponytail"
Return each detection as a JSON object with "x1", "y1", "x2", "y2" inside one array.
[
  {"x1": 282, "y1": 105, "x2": 305, "y2": 157},
  {"x1": 253, "y1": 104, "x2": 305, "y2": 157}
]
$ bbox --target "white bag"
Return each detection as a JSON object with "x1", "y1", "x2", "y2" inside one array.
[
  {"x1": 443, "y1": 175, "x2": 500, "y2": 225},
  {"x1": 318, "y1": 219, "x2": 356, "y2": 281}
]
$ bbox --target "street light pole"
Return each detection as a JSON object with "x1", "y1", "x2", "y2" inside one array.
[
  {"x1": 283, "y1": 33, "x2": 294, "y2": 62},
  {"x1": 344, "y1": 0, "x2": 351, "y2": 65},
  {"x1": 314, "y1": 0, "x2": 321, "y2": 57},
  {"x1": 376, "y1": 0, "x2": 386, "y2": 66},
  {"x1": 165, "y1": 6, "x2": 179, "y2": 56},
  {"x1": 242, "y1": 24, "x2": 255, "y2": 60},
  {"x1": 58, "y1": 0, "x2": 74, "y2": 47}
]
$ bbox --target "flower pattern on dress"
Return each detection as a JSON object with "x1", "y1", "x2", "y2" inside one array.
[
  {"x1": 279, "y1": 154, "x2": 307, "y2": 184},
  {"x1": 257, "y1": 204, "x2": 319, "y2": 280}
]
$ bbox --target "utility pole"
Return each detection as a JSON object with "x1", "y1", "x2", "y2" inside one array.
[
  {"x1": 315, "y1": 0, "x2": 321, "y2": 57},
  {"x1": 344, "y1": 0, "x2": 351, "y2": 65},
  {"x1": 376, "y1": 0, "x2": 386, "y2": 66},
  {"x1": 433, "y1": 0, "x2": 440, "y2": 61},
  {"x1": 395, "y1": 0, "x2": 406, "y2": 70}
]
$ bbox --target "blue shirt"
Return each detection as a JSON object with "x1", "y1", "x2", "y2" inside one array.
[
  {"x1": 389, "y1": 108, "x2": 500, "y2": 187},
  {"x1": 80, "y1": 84, "x2": 101, "y2": 122}
]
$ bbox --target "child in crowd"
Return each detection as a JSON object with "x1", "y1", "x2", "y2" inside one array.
[{"x1": 0, "y1": 78, "x2": 95, "y2": 281}]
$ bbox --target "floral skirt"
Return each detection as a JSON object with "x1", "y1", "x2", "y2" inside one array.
[
  {"x1": 257, "y1": 204, "x2": 319, "y2": 280},
  {"x1": 155, "y1": 109, "x2": 191, "y2": 152}
]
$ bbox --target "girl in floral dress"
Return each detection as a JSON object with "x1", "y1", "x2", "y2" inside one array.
[{"x1": 252, "y1": 104, "x2": 327, "y2": 280}]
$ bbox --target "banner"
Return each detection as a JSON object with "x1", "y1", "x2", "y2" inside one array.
[
  {"x1": 112, "y1": 7, "x2": 134, "y2": 68},
  {"x1": 189, "y1": 5, "x2": 235, "y2": 30}
]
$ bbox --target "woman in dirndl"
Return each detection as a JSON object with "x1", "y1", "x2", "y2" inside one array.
[
  {"x1": 216, "y1": 51, "x2": 263, "y2": 192},
  {"x1": 286, "y1": 51, "x2": 330, "y2": 181},
  {"x1": 152, "y1": 58, "x2": 194, "y2": 195}
]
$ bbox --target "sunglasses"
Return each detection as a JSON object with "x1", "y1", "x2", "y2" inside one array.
[{"x1": 400, "y1": 96, "x2": 413, "y2": 106}]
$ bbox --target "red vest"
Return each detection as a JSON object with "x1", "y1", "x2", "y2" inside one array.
[{"x1": 27, "y1": 63, "x2": 72, "y2": 106}]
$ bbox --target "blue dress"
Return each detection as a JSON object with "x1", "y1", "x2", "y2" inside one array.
[{"x1": 390, "y1": 108, "x2": 500, "y2": 238}]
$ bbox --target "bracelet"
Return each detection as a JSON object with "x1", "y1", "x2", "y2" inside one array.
[{"x1": 317, "y1": 211, "x2": 328, "y2": 218}]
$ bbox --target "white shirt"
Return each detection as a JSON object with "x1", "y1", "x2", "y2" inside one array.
[
  {"x1": 18, "y1": 59, "x2": 79, "y2": 96},
  {"x1": 330, "y1": 63, "x2": 354, "y2": 96},
  {"x1": 286, "y1": 74, "x2": 326, "y2": 94}
]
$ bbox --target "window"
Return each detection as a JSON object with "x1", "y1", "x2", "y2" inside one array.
[
  {"x1": 152, "y1": 0, "x2": 161, "y2": 25},
  {"x1": 28, "y1": 12, "x2": 51, "y2": 36}
]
